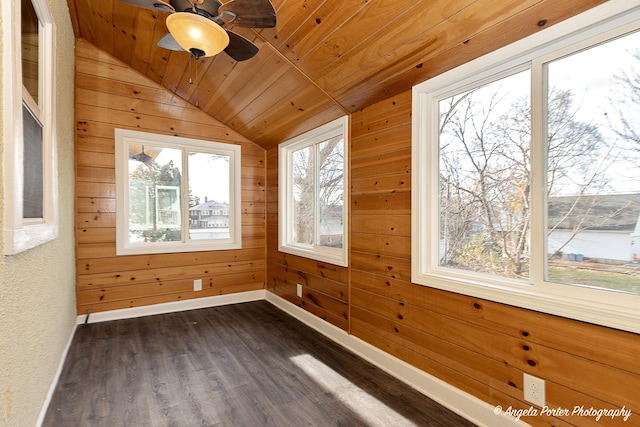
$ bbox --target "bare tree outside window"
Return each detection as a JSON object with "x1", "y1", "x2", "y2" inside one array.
[
  {"x1": 610, "y1": 48, "x2": 640, "y2": 152},
  {"x1": 279, "y1": 116, "x2": 348, "y2": 266},
  {"x1": 545, "y1": 32, "x2": 640, "y2": 294},
  {"x1": 318, "y1": 136, "x2": 344, "y2": 248},
  {"x1": 293, "y1": 146, "x2": 314, "y2": 245},
  {"x1": 291, "y1": 137, "x2": 345, "y2": 248},
  {"x1": 439, "y1": 70, "x2": 533, "y2": 278},
  {"x1": 437, "y1": 30, "x2": 640, "y2": 294}
]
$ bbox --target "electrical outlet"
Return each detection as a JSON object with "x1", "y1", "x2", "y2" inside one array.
[
  {"x1": 193, "y1": 279, "x2": 202, "y2": 291},
  {"x1": 296, "y1": 283, "x2": 303, "y2": 298},
  {"x1": 523, "y1": 373, "x2": 545, "y2": 407}
]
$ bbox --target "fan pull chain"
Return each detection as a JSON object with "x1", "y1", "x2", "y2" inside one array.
[
  {"x1": 195, "y1": 57, "x2": 200, "y2": 108},
  {"x1": 187, "y1": 54, "x2": 200, "y2": 108}
]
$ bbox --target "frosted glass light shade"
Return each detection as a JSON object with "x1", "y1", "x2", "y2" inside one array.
[{"x1": 166, "y1": 12, "x2": 229, "y2": 57}]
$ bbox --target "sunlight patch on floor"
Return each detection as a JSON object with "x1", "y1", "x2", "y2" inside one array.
[{"x1": 290, "y1": 354, "x2": 418, "y2": 426}]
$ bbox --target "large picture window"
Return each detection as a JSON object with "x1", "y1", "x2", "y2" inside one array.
[
  {"x1": 412, "y1": 3, "x2": 640, "y2": 333},
  {"x1": 279, "y1": 116, "x2": 349, "y2": 266},
  {"x1": 115, "y1": 129, "x2": 241, "y2": 255},
  {"x1": 2, "y1": 0, "x2": 57, "y2": 254}
]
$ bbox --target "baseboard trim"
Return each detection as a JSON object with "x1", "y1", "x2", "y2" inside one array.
[
  {"x1": 265, "y1": 291, "x2": 526, "y2": 427},
  {"x1": 37, "y1": 322, "x2": 77, "y2": 427},
  {"x1": 76, "y1": 290, "x2": 267, "y2": 324}
]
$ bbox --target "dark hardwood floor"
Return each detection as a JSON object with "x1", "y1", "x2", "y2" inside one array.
[{"x1": 43, "y1": 301, "x2": 476, "y2": 426}]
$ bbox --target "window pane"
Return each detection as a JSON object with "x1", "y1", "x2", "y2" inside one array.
[
  {"x1": 318, "y1": 137, "x2": 344, "y2": 248},
  {"x1": 128, "y1": 144, "x2": 182, "y2": 243},
  {"x1": 438, "y1": 70, "x2": 531, "y2": 279},
  {"x1": 293, "y1": 146, "x2": 314, "y2": 245},
  {"x1": 188, "y1": 152, "x2": 230, "y2": 240},
  {"x1": 22, "y1": 103, "x2": 43, "y2": 219},
  {"x1": 546, "y1": 31, "x2": 640, "y2": 295},
  {"x1": 21, "y1": 0, "x2": 39, "y2": 105}
]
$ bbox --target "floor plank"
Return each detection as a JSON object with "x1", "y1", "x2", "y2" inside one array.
[{"x1": 43, "y1": 301, "x2": 476, "y2": 426}]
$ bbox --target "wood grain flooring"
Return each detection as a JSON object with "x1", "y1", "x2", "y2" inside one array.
[{"x1": 43, "y1": 301, "x2": 476, "y2": 426}]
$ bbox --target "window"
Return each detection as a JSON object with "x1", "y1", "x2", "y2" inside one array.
[
  {"x1": 115, "y1": 129, "x2": 241, "y2": 255},
  {"x1": 412, "y1": 2, "x2": 640, "y2": 333},
  {"x1": 2, "y1": 0, "x2": 57, "y2": 255},
  {"x1": 279, "y1": 116, "x2": 349, "y2": 266}
]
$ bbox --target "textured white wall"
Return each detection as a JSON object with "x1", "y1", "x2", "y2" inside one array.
[{"x1": 0, "y1": 0, "x2": 76, "y2": 425}]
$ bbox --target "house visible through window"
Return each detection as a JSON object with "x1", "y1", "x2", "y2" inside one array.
[
  {"x1": 412, "y1": 2, "x2": 640, "y2": 333},
  {"x1": 115, "y1": 129, "x2": 241, "y2": 255},
  {"x1": 279, "y1": 116, "x2": 349, "y2": 267}
]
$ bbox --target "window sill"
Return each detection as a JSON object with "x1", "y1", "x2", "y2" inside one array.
[
  {"x1": 411, "y1": 269, "x2": 640, "y2": 334},
  {"x1": 279, "y1": 243, "x2": 348, "y2": 267}
]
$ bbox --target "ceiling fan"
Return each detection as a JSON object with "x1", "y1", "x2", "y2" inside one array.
[{"x1": 117, "y1": 0, "x2": 276, "y2": 61}]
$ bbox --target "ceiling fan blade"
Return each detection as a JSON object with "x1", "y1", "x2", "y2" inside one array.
[
  {"x1": 169, "y1": 0, "x2": 221, "y2": 17},
  {"x1": 157, "y1": 32, "x2": 186, "y2": 51},
  {"x1": 117, "y1": 0, "x2": 175, "y2": 13},
  {"x1": 218, "y1": 0, "x2": 276, "y2": 28},
  {"x1": 159, "y1": 30, "x2": 255, "y2": 61},
  {"x1": 224, "y1": 30, "x2": 259, "y2": 61}
]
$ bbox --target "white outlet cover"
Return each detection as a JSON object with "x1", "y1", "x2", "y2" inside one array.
[
  {"x1": 523, "y1": 373, "x2": 545, "y2": 407},
  {"x1": 296, "y1": 284, "x2": 303, "y2": 298},
  {"x1": 193, "y1": 279, "x2": 202, "y2": 291}
]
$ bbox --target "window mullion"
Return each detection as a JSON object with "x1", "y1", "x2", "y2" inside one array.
[
  {"x1": 529, "y1": 59, "x2": 546, "y2": 286},
  {"x1": 286, "y1": 150, "x2": 293, "y2": 245},
  {"x1": 316, "y1": 144, "x2": 320, "y2": 247},
  {"x1": 428, "y1": 94, "x2": 441, "y2": 272},
  {"x1": 182, "y1": 147, "x2": 189, "y2": 243}
]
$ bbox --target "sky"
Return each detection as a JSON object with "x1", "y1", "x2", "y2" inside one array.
[
  {"x1": 548, "y1": 29, "x2": 640, "y2": 194},
  {"x1": 439, "y1": 27, "x2": 640, "y2": 197}
]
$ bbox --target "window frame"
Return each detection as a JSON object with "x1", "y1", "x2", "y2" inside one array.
[
  {"x1": 278, "y1": 116, "x2": 349, "y2": 267},
  {"x1": 412, "y1": 2, "x2": 640, "y2": 333},
  {"x1": 2, "y1": 0, "x2": 57, "y2": 255},
  {"x1": 115, "y1": 129, "x2": 241, "y2": 255}
]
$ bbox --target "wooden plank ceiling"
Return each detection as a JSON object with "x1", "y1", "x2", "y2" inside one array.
[{"x1": 66, "y1": 0, "x2": 606, "y2": 149}]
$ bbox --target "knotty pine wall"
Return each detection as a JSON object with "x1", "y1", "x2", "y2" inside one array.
[
  {"x1": 73, "y1": 33, "x2": 639, "y2": 426},
  {"x1": 266, "y1": 91, "x2": 640, "y2": 427},
  {"x1": 75, "y1": 39, "x2": 266, "y2": 315}
]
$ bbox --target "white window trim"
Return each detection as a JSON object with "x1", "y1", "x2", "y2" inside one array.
[
  {"x1": 412, "y1": 1, "x2": 640, "y2": 334},
  {"x1": 278, "y1": 116, "x2": 349, "y2": 267},
  {"x1": 2, "y1": 0, "x2": 58, "y2": 255},
  {"x1": 115, "y1": 129, "x2": 241, "y2": 255}
]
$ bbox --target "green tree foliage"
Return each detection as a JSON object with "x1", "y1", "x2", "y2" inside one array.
[{"x1": 129, "y1": 160, "x2": 182, "y2": 242}]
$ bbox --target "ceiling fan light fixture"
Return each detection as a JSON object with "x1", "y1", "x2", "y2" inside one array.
[{"x1": 165, "y1": 12, "x2": 229, "y2": 58}]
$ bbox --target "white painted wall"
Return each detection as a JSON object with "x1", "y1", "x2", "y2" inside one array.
[
  {"x1": 548, "y1": 230, "x2": 632, "y2": 262},
  {"x1": 0, "y1": 1, "x2": 76, "y2": 425}
]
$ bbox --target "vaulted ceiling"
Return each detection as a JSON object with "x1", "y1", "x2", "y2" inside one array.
[{"x1": 66, "y1": 0, "x2": 605, "y2": 149}]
